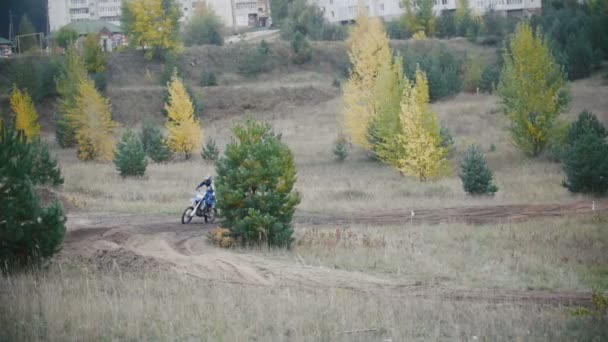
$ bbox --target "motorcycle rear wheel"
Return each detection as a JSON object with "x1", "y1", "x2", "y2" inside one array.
[
  {"x1": 181, "y1": 206, "x2": 194, "y2": 224},
  {"x1": 204, "y1": 207, "x2": 217, "y2": 223}
]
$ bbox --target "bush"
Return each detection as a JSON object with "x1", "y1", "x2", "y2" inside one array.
[
  {"x1": 459, "y1": 145, "x2": 498, "y2": 195},
  {"x1": 479, "y1": 64, "x2": 500, "y2": 93},
  {"x1": 0, "y1": 125, "x2": 66, "y2": 269},
  {"x1": 201, "y1": 138, "x2": 220, "y2": 161},
  {"x1": 562, "y1": 129, "x2": 608, "y2": 195},
  {"x1": 333, "y1": 134, "x2": 348, "y2": 161},
  {"x1": 141, "y1": 121, "x2": 173, "y2": 163},
  {"x1": 55, "y1": 114, "x2": 77, "y2": 148},
  {"x1": 463, "y1": 57, "x2": 484, "y2": 92},
  {"x1": 561, "y1": 111, "x2": 608, "y2": 195},
  {"x1": 401, "y1": 45, "x2": 463, "y2": 102},
  {"x1": 92, "y1": 72, "x2": 107, "y2": 92},
  {"x1": 199, "y1": 71, "x2": 218, "y2": 87},
  {"x1": 237, "y1": 44, "x2": 275, "y2": 77},
  {"x1": 8, "y1": 57, "x2": 63, "y2": 103},
  {"x1": 216, "y1": 118, "x2": 301, "y2": 247},
  {"x1": 280, "y1": 0, "x2": 347, "y2": 41},
  {"x1": 114, "y1": 130, "x2": 148, "y2": 177},
  {"x1": 183, "y1": 3, "x2": 224, "y2": 46},
  {"x1": 436, "y1": 12, "x2": 457, "y2": 38},
  {"x1": 54, "y1": 26, "x2": 79, "y2": 48},
  {"x1": 439, "y1": 126, "x2": 455, "y2": 157},
  {"x1": 385, "y1": 20, "x2": 410, "y2": 39},
  {"x1": 291, "y1": 31, "x2": 313, "y2": 65},
  {"x1": 83, "y1": 34, "x2": 108, "y2": 73}
]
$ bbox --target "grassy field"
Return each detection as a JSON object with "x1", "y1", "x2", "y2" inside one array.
[
  {"x1": 1, "y1": 215, "x2": 607, "y2": 341},
  {"x1": 50, "y1": 74, "x2": 608, "y2": 215},
  {"x1": 0, "y1": 267, "x2": 592, "y2": 341}
]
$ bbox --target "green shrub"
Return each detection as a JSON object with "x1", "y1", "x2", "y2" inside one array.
[
  {"x1": 463, "y1": 57, "x2": 484, "y2": 92},
  {"x1": 92, "y1": 72, "x2": 107, "y2": 92},
  {"x1": 237, "y1": 44, "x2": 275, "y2": 77},
  {"x1": 561, "y1": 111, "x2": 608, "y2": 195},
  {"x1": 291, "y1": 31, "x2": 313, "y2": 65},
  {"x1": 141, "y1": 121, "x2": 173, "y2": 163},
  {"x1": 333, "y1": 134, "x2": 348, "y2": 161},
  {"x1": 114, "y1": 130, "x2": 148, "y2": 177},
  {"x1": 401, "y1": 45, "x2": 463, "y2": 101},
  {"x1": 385, "y1": 20, "x2": 410, "y2": 39},
  {"x1": 201, "y1": 138, "x2": 220, "y2": 161},
  {"x1": 436, "y1": 12, "x2": 457, "y2": 38},
  {"x1": 479, "y1": 64, "x2": 500, "y2": 93},
  {"x1": 54, "y1": 26, "x2": 79, "y2": 48},
  {"x1": 0, "y1": 125, "x2": 66, "y2": 269},
  {"x1": 459, "y1": 145, "x2": 498, "y2": 196},
  {"x1": 439, "y1": 126, "x2": 455, "y2": 157},
  {"x1": 216, "y1": 118, "x2": 301, "y2": 247},
  {"x1": 562, "y1": 129, "x2": 608, "y2": 195},
  {"x1": 183, "y1": 3, "x2": 224, "y2": 46},
  {"x1": 280, "y1": 0, "x2": 346, "y2": 41},
  {"x1": 200, "y1": 71, "x2": 218, "y2": 87},
  {"x1": 83, "y1": 34, "x2": 108, "y2": 73},
  {"x1": 8, "y1": 57, "x2": 63, "y2": 103},
  {"x1": 54, "y1": 114, "x2": 77, "y2": 148}
]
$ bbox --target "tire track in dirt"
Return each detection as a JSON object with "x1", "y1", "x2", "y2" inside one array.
[{"x1": 60, "y1": 200, "x2": 605, "y2": 307}]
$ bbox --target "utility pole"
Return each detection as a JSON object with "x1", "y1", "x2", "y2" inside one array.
[{"x1": 8, "y1": 10, "x2": 15, "y2": 42}]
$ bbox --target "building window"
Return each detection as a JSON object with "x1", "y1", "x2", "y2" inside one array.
[
  {"x1": 442, "y1": 0, "x2": 448, "y2": 4},
  {"x1": 330, "y1": 0, "x2": 333, "y2": 4},
  {"x1": 380, "y1": 3, "x2": 384, "y2": 11},
  {"x1": 236, "y1": 2, "x2": 256, "y2": 10},
  {"x1": 70, "y1": 8, "x2": 89, "y2": 15},
  {"x1": 71, "y1": 0, "x2": 87, "y2": 5},
  {"x1": 331, "y1": 10, "x2": 335, "y2": 17}
]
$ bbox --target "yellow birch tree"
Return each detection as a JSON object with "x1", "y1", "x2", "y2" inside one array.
[
  {"x1": 66, "y1": 78, "x2": 119, "y2": 161},
  {"x1": 125, "y1": 0, "x2": 182, "y2": 60},
  {"x1": 165, "y1": 72, "x2": 203, "y2": 159},
  {"x1": 382, "y1": 69, "x2": 449, "y2": 181},
  {"x1": 497, "y1": 22, "x2": 567, "y2": 156},
  {"x1": 343, "y1": 10, "x2": 394, "y2": 150},
  {"x1": 10, "y1": 85, "x2": 41, "y2": 141}
]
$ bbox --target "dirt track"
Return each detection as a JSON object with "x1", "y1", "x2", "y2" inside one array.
[{"x1": 62, "y1": 200, "x2": 606, "y2": 307}]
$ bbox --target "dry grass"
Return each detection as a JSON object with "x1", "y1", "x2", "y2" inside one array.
[
  {"x1": 282, "y1": 215, "x2": 608, "y2": 292},
  {"x1": 51, "y1": 74, "x2": 608, "y2": 214},
  {"x1": 0, "y1": 265, "x2": 601, "y2": 342}
]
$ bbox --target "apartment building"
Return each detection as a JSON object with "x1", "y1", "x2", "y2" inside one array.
[
  {"x1": 310, "y1": 0, "x2": 541, "y2": 23},
  {"x1": 49, "y1": 0, "x2": 270, "y2": 33}
]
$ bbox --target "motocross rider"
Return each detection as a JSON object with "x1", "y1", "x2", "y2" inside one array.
[{"x1": 196, "y1": 175, "x2": 214, "y2": 192}]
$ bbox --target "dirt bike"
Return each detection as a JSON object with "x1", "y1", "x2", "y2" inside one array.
[{"x1": 181, "y1": 191, "x2": 217, "y2": 224}]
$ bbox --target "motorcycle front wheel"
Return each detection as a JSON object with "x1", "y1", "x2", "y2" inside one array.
[{"x1": 181, "y1": 206, "x2": 194, "y2": 224}]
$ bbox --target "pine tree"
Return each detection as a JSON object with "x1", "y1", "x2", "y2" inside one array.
[
  {"x1": 562, "y1": 130, "x2": 608, "y2": 195},
  {"x1": 201, "y1": 138, "x2": 220, "y2": 161},
  {"x1": 333, "y1": 133, "x2": 349, "y2": 161},
  {"x1": 30, "y1": 140, "x2": 64, "y2": 186},
  {"x1": 562, "y1": 111, "x2": 608, "y2": 195},
  {"x1": 0, "y1": 124, "x2": 66, "y2": 269},
  {"x1": 497, "y1": 22, "x2": 568, "y2": 156},
  {"x1": 459, "y1": 145, "x2": 498, "y2": 195},
  {"x1": 114, "y1": 130, "x2": 148, "y2": 177},
  {"x1": 56, "y1": 47, "x2": 87, "y2": 148},
  {"x1": 18, "y1": 14, "x2": 37, "y2": 52},
  {"x1": 381, "y1": 69, "x2": 449, "y2": 181},
  {"x1": 216, "y1": 118, "x2": 301, "y2": 247},
  {"x1": 123, "y1": 0, "x2": 182, "y2": 60},
  {"x1": 10, "y1": 85, "x2": 41, "y2": 142},
  {"x1": 343, "y1": 11, "x2": 394, "y2": 149},
  {"x1": 66, "y1": 77, "x2": 119, "y2": 161},
  {"x1": 141, "y1": 121, "x2": 173, "y2": 162},
  {"x1": 291, "y1": 31, "x2": 312, "y2": 65},
  {"x1": 164, "y1": 72, "x2": 202, "y2": 159}
]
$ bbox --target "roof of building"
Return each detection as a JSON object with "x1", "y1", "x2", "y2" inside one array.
[
  {"x1": 63, "y1": 20, "x2": 124, "y2": 35},
  {"x1": 0, "y1": 37, "x2": 13, "y2": 45}
]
